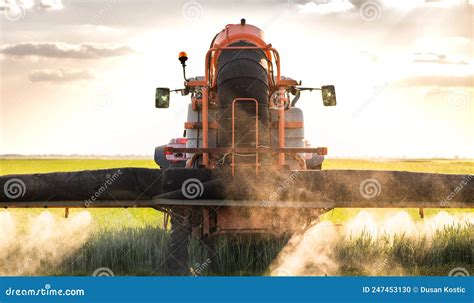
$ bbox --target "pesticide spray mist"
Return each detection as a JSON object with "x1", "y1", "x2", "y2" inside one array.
[
  {"x1": 270, "y1": 210, "x2": 474, "y2": 276},
  {"x1": 0, "y1": 210, "x2": 92, "y2": 275}
]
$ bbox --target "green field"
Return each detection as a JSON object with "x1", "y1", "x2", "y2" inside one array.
[{"x1": 0, "y1": 158, "x2": 472, "y2": 276}]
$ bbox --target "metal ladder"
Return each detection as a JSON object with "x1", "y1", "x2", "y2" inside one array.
[{"x1": 231, "y1": 98, "x2": 259, "y2": 176}]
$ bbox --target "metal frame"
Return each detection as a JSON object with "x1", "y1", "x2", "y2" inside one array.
[
  {"x1": 164, "y1": 146, "x2": 327, "y2": 155},
  {"x1": 2, "y1": 199, "x2": 466, "y2": 209},
  {"x1": 185, "y1": 41, "x2": 294, "y2": 170},
  {"x1": 184, "y1": 46, "x2": 325, "y2": 170},
  {"x1": 181, "y1": 23, "x2": 326, "y2": 172}
]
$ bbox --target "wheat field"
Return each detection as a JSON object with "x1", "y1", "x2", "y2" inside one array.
[{"x1": 0, "y1": 158, "x2": 472, "y2": 276}]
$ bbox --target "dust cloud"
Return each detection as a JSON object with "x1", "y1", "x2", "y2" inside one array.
[
  {"x1": 270, "y1": 210, "x2": 473, "y2": 276},
  {"x1": 345, "y1": 210, "x2": 474, "y2": 239},
  {"x1": 0, "y1": 210, "x2": 92, "y2": 275},
  {"x1": 270, "y1": 221, "x2": 340, "y2": 276}
]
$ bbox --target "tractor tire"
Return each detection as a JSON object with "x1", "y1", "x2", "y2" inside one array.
[
  {"x1": 306, "y1": 155, "x2": 324, "y2": 170},
  {"x1": 216, "y1": 41, "x2": 271, "y2": 154},
  {"x1": 166, "y1": 208, "x2": 192, "y2": 276},
  {"x1": 307, "y1": 164, "x2": 322, "y2": 170}
]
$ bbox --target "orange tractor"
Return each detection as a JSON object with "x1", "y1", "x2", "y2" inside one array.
[{"x1": 1, "y1": 20, "x2": 472, "y2": 275}]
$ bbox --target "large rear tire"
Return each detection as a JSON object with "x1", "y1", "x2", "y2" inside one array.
[
  {"x1": 166, "y1": 208, "x2": 192, "y2": 276},
  {"x1": 216, "y1": 41, "x2": 271, "y2": 155}
]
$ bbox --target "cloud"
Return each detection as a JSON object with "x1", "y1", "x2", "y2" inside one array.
[
  {"x1": 0, "y1": 0, "x2": 32, "y2": 11},
  {"x1": 37, "y1": 0, "x2": 64, "y2": 10},
  {"x1": 297, "y1": 0, "x2": 353, "y2": 14},
  {"x1": 29, "y1": 69, "x2": 94, "y2": 82},
  {"x1": 0, "y1": 0, "x2": 63, "y2": 11},
  {"x1": 397, "y1": 74, "x2": 474, "y2": 87},
  {"x1": 413, "y1": 52, "x2": 470, "y2": 65},
  {"x1": 296, "y1": 0, "x2": 473, "y2": 16},
  {"x1": 0, "y1": 42, "x2": 134, "y2": 59}
]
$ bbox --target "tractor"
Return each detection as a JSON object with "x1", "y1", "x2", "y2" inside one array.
[{"x1": 1, "y1": 19, "x2": 472, "y2": 275}]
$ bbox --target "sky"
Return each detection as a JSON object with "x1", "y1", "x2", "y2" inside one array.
[{"x1": 0, "y1": 0, "x2": 473, "y2": 158}]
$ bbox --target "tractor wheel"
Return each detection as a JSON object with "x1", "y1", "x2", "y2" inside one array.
[
  {"x1": 166, "y1": 207, "x2": 192, "y2": 276},
  {"x1": 308, "y1": 164, "x2": 322, "y2": 170}
]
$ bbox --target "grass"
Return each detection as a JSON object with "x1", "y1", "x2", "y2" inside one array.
[
  {"x1": 335, "y1": 224, "x2": 473, "y2": 276},
  {"x1": 0, "y1": 158, "x2": 473, "y2": 276},
  {"x1": 15, "y1": 222, "x2": 471, "y2": 276}
]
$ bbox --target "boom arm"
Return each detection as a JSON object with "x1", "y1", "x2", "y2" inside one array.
[{"x1": 1, "y1": 168, "x2": 472, "y2": 209}]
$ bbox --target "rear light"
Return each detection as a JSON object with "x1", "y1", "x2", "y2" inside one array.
[
  {"x1": 163, "y1": 146, "x2": 173, "y2": 155},
  {"x1": 176, "y1": 138, "x2": 188, "y2": 144}
]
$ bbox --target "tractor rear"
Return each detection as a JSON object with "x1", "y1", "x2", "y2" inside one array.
[{"x1": 155, "y1": 19, "x2": 335, "y2": 241}]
